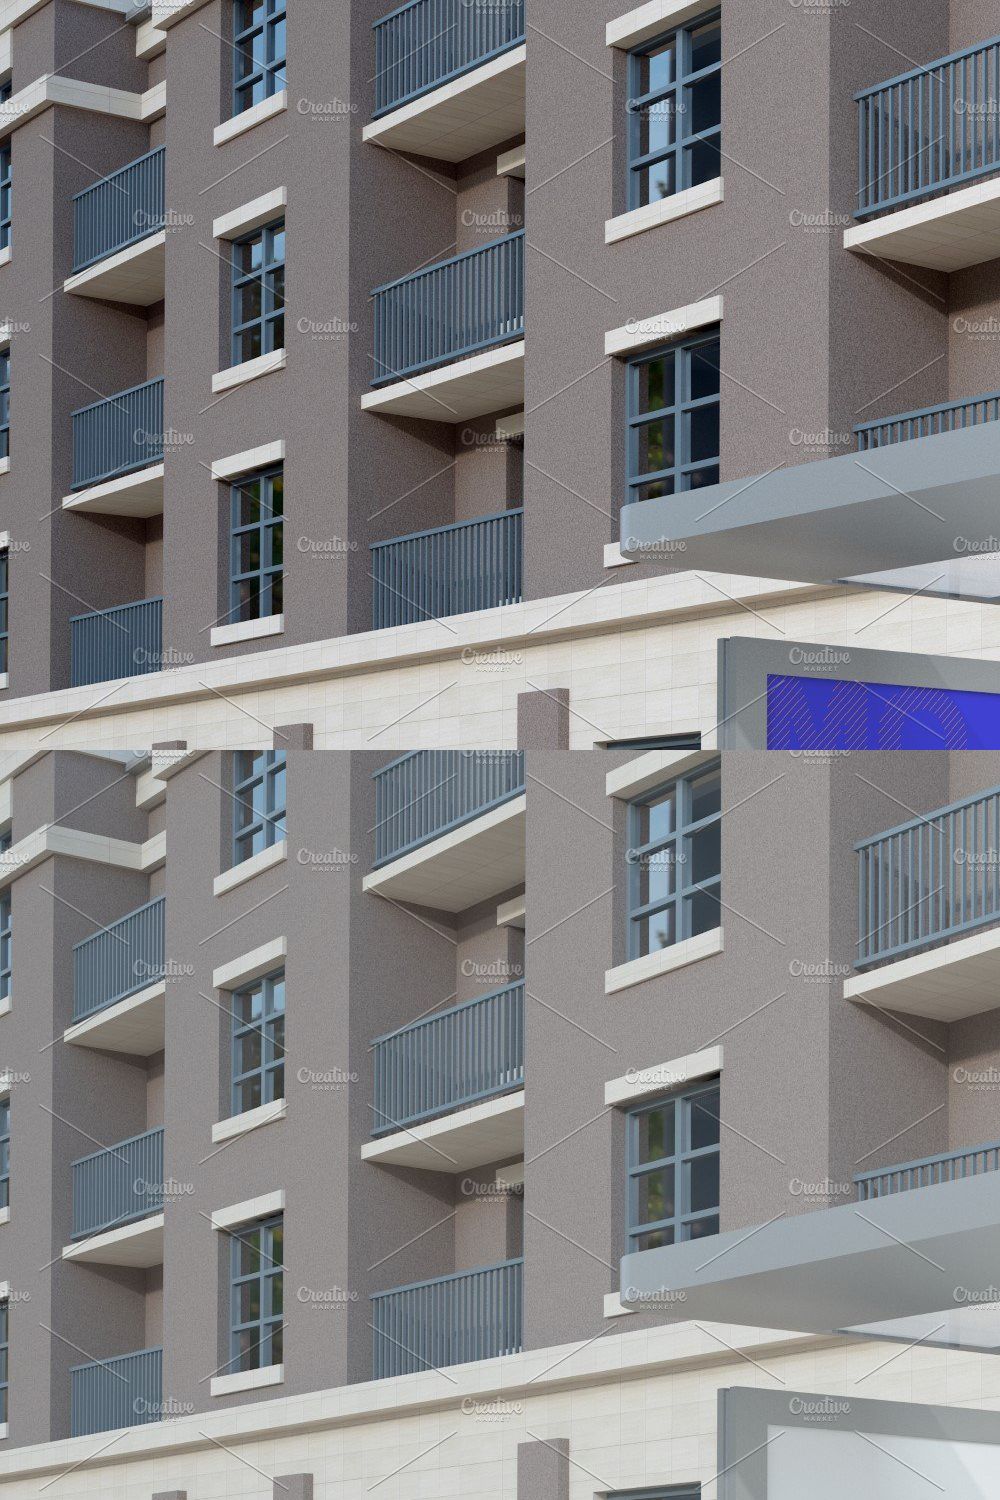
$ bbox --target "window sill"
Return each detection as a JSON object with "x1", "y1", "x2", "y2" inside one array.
[
  {"x1": 606, "y1": 177, "x2": 723, "y2": 245},
  {"x1": 212, "y1": 1098, "x2": 286, "y2": 1144},
  {"x1": 0, "y1": 675, "x2": 9, "y2": 693},
  {"x1": 0, "y1": 247, "x2": 10, "y2": 270},
  {"x1": 212, "y1": 349, "x2": 286, "y2": 396},
  {"x1": 210, "y1": 1363, "x2": 283, "y2": 1398},
  {"x1": 605, "y1": 926, "x2": 723, "y2": 994},
  {"x1": 0, "y1": 1422, "x2": 8, "y2": 1439},
  {"x1": 604, "y1": 1291, "x2": 634, "y2": 1318},
  {"x1": 210, "y1": 613, "x2": 284, "y2": 649},
  {"x1": 213, "y1": 838, "x2": 287, "y2": 896},
  {"x1": 0, "y1": 997, "x2": 10, "y2": 1017},
  {"x1": 0, "y1": 1208, "x2": 10, "y2": 1227},
  {"x1": 604, "y1": 542, "x2": 634, "y2": 569},
  {"x1": 214, "y1": 89, "x2": 287, "y2": 147}
]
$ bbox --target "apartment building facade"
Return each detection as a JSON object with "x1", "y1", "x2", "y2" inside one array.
[
  {"x1": 0, "y1": 746, "x2": 993, "y2": 1492},
  {"x1": 0, "y1": 0, "x2": 994, "y2": 751}
]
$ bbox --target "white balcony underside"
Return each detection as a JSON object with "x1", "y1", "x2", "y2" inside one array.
[
  {"x1": 62, "y1": 463, "x2": 164, "y2": 518},
  {"x1": 845, "y1": 176, "x2": 1000, "y2": 272},
  {"x1": 63, "y1": 230, "x2": 166, "y2": 305},
  {"x1": 363, "y1": 47, "x2": 526, "y2": 163},
  {"x1": 362, "y1": 339, "x2": 524, "y2": 422},
  {"x1": 362, "y1": 794, "x2": 525, "y2": 913},
  {"x1": 62, "y1": 1212, "x2": 164, "y2": 1268},
  {"x1": 844, "y1": 924, "x2": 1000, "y2": 1022},
  {"x1": 63, "y1": 980, "x2": 166, "y2": 1056},
  {"x1": 361, "y1": 1089, "x2": 524, "y2": 1171}
]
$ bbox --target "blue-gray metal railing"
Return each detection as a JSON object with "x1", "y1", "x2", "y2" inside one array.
[
  {"x1": 373, "y1": 749, "x2": 524, "y2": 866},
  {"x1": 371, "y1": 230, "x2": 524, "y2": 385},
  {"x1": 856, "y1": 785, "x2": 1000, "y2": 966},
  {"x1": 373, "y1": 0, "x2": 525, "y2": 116},
  {"x1": 856, "y1": 1140, "x2": 1000, "y2": 1200},
  {"x1": 72, "y1": 146, "x2": 165, "y2": 273},
  {"x1": 72, "y1": 375, "x2": 164, "y2": 490},
  {"x1": 72, "y1": 1125, "x2": 164, "y2": 1239},
  {"x1": 857, "y1": 35, "x2": 1000, "y2": 217},
  {"x1": 372, "y1": 981, "x2": 524, "y2": 1134},
  {"x1": 372, "y1": 1258, "x2": 522, "y2": 1378},
  {"x1": 855, "y1": 390, "x2": 1000, "y2": 449},
  {"x1": 73, "y1": 895, "x2": 165, "y2": 1022},
  {"x1": 371, "y1": 507, "x2": 523, "y2": 628},
  {"x1": 71, "y1": 597, "x2": 164, "y2": 687},
  {"x1": 71, "y1": 1346, "x2": 163, "y2": 1437}
]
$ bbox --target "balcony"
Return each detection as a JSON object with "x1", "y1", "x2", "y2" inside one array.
[
  {"x1": 364, "y1": 750, "x2": 525, "y2": 912},
  {"x1": 65, "y1": 895, "x2": 166, "y2": 1055},
  {"x1": 846, "y1": 35, "x2": 1000, "y2": 270},
  {"x1": 856, "y1": 391, "x2": 1000, "y2": 450},
  {"x1": 65, "y1": 377, "x2": 165, "y2": 517},
  {"x1": 71, "y1": 597, "x2": 164, "y2": 687},
  {"x1": 362, "y1": 232, "x2": 524, "y2": 420},
  {"x1": 64, "y1": 1126, "x2": 164, "y2": 1267},
  {"x1": 856, "y1": 1141, "x2": 1000, "y2": 1201},
  {"x1": 365, "y1": 0, "x2": 525, "y2": 162},
  {"x1": 363, "y1": 982, "x2": 524, "y2": 1169},
  {"x1": 71, "y1": 1347, "x2": 162, "y2": 1438},
  {"x1": 844, "y1": 783, "x2": 1000, "y2": 1020},
  {"x1": 65, "y1": 146, "x2": 165, "y2": 305},
  {"x1": 372, "y1": 1258, "x2": 522, "y2": 1378},
  {"x1": 371, "y1": 507, "x2": 522, "y2": 628}
]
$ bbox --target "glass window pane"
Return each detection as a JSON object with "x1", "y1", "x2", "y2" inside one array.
[
  {"x1": 687, "y1": 403, "x2": 719, "y2": 464},
  {"x1": 636, "y1": 906, "x2": 676, "y2": 954},
  {"x1": 635, "y1": 1164, "x2": 675, "y2": 1224},
  {"x1": 690, "y1": 339, "x2": 720, "y2": 400},
  {"x1": 635, "y1": 1101, "x2": 675, "y2": 1163},
  {"x1": 238, "y1": 1232, "x2": 261, "y2": 1275},
  {"x1": 639, "y1": 37, "x2": 675, "y2": 94},
  {"x1": 690, "y1": 1086, "x2": 721, "y2": 1148},
  {"x1": 637, "y1": 100, "x2": 676, "y2": 158},
  {"x1": 635, "y1": 158, "x2": 676, "y2": 205},
  {"x1": 691, "y1": 19, "x2": 722, "y2": 73},
  {"x1": 690, "y1": 766, "x2": 721, "y2": 823},
  {"x1": 688, "y1": 1153, "x2": 720, "y2": 1214},
  {"x1": 689, "y1": 820, "x2": 721, "y2": 885},
  {"x1": 637, "y1": 847, "x2": 676, "y2": 909},
  {"x1": 632, "y1": 477, "x2": 675, "y2": 504},
  {"x1": 687, "y1": 885, "x2": 719, "y2": 937},
  {"x1": 633, "y1": 1225, "x2": 675, "y2": 1252},
  {"x1": 688, "y1": 136, "x2": 719, "y2": 187},
  {"x1": 688, "y1": 1213, "x2": 719, "y2": 1240},
  {"x1": 688, "y1": 72, "x2": 721, "y2": 135},
  {"x1": 687, "y1": 462, "x2": 719, "y2": 489},
  {"x1": 267, "y1": 475, "x2": 284, "y2": 516},
  {"x1": 639, "y1": 786, "x2": 676, "y2": 845}
]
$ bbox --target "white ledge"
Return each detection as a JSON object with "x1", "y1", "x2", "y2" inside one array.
[
  {"x1": 604, "y1": 542, "x2": 634, "y2": 569},
  {"x1": 211, "y1": 1190, "x2": 284, "y2": 1233},
  {"x1": 362, "y1": 46, "x2": 526, "y2": 164},
  {"x1": 361, "y1": 339, "x2": 524, "y2": 422},
  {"x1": 63, "y1": 979, "x2": 166, "y2": 1058},
  {"x1": 605, "y1": 926, "x2": 723, "y2": 994},
  {"x1": 61, "y1": 1212, "x2": 164, "y2": 1269},
  {"x1": 606, "y1": 747, "x2": 714, "y2": 800},
  {"x1": 607, "y1": 0, "x2": 717, "y2": 49},
  {"x1": 213, "y1": 187, "x2": 287, "y2": 242},
  {"x1": 212, "y1": 935, "x2": 286, "y2": 992},
  {"x1": 211, "y1": 441, "x2": 285, "y2": 482},
  {"x1": 210, "y1": 1363, "x2": 283, "y2": 1398},
  {"x1": 212, "y1": 349, "x2": 286, "y2": 395},
  {"x1": 606, "y1": 178, "x2": 723, "y2": 244},
  {"x1": 604, "y1": 1291, "x2": 635, "y2": 1318},
  {"x1": 212, "y1": 1098, "x2": 286, "y2": 1144},
  {"x1": 605, "y1": 295, "x2": 722, "y2": 357},
  {"x1": 605, "y1": 1045, "x2": 722, "y2": 1107},
  {"x1": 0, "y1": 824, "x2": 163, "y2": 893},
  {"x1": 362, "y1": 1090, "x2": 525, "y2": 1172},
  {"x1": 213, "y1": 839, "x2": 287, "y2": 896},
  {"x1": 151, "y1": 0, "x2": 210, "y2": 25},
  {"x1": 211, "y1": 613, "x2": 284, "y2": 648},
  {"x1": 63, "y1": 231, "x2": 166, "y2": 309},
  {"x1": 61, "y1": 463, "x2": 164, "y2": 520},
  {"x1": 214, "y1": 90, "x2": 287, "y2": 147},
  {"x1": 0, "y1": 73, "x2": 159, "y2": 143}
]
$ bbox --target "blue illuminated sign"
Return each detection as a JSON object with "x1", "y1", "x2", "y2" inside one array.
[{"x1": 766, "y1": 673, "x2": 1000, "y2": 749}]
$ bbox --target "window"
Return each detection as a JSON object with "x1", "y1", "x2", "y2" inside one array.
[
  {"x1": 0, "y1": 349, "x2": 9, "y2": 461},
  {"x1": 0, "y1": 77, "x2": 11, "y2": 254},
  {"x1": 231, "y1": 219, "x2": 285, "y2": 366},
  {"x1": 233, "y1": 0, "x2": 286, "y2": 117},
  {"x1": 627, "y1": 13, "x2": 721, "y2": 208},
  {"x1": 627, "y1": 1080, "x2": 720, "y2": 1250},
  {"x1": 0, "y1": 549, "x2": 8, "y2": 675},
  {"x1": 232, "y1": 969, "x2": 285, "y2": 1114},
  {"x1": 627, "y1": 331, "x2": 720, "y2": 505},
  {"x1": 232, "y1": 750, "x2": 286, "y2": 863},
  {"x1": 0, "y1": 1096, "x2": 9, "y2": 1210},
  {"x1": 0, "y1": 892, "x2": 10, "y2": 1001},
  {"x1": 0, "y1": 1299, "x2": 8, "y2": 1427},
  {"x1": 627, "y1": 760, "x2": 721, "y2": 959},
  {"x1": 230, "y1": 1214, "x2": 283, "y2": 1372},
  {"x1": 230, "y1": 467, "x2": 283, "y2": 623}
]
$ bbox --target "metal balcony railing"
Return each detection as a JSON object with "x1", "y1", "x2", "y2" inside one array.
[
  {"x1": 72, "y1": 375, "x2": 164, "y2": 490},
  {"x1": 857, "y1": 35, "x2": 1000, "y2": 217},
  {"x1": 72, "y1": 146, "x2": 165, "y2": 273},
  {"x1": 73, "y1": 895, "x2": 165, "y2": 1022},
  {"x1": 371, "y1": 508, "x2": 523, "y2": 628},
  {"x1": 373, "y1": 749, "x2": 524, "y2": 866},
  {"x1": 71, "y1": 1125, "x2": 164, "y2": 1239},
  {"x1": 71, "y1": 1347, "x2": 163, "y2": 1437},
  {"x1": 855, "y1": 391, "x2": 1000, "y2": 449},
  {"x1": 856, "y1": 784, "x2": 1000, "y2": 966},
  {"x1": 372, "y1": 981, "x2": 524, "y2": 1134},
  {"x1": 70, "y1": 598, "x2": 164, "y2": 687},
  {"x1": 372, "y1": 1258, "x2": 523, "y2": 1378},
  {"x1": 856, "y1": 1140, "x2": 1000, "y2": 1200},
  {"x1": 371, "y1": 230, "x2": 524, "y2": 385},
  {"x1": 373, "y1": 0, "x2": 525, "y2": 116}
]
